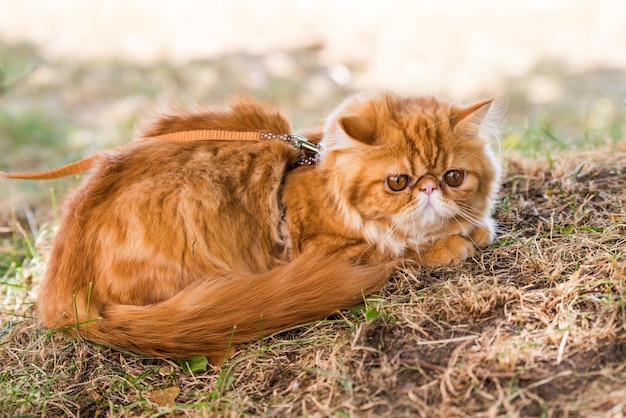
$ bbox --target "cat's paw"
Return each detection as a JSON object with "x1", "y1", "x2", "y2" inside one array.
[
  {"x1": 207, "y1": 346, "x2": 236, "y2": 366},
  {"x1": 418, "y1": 234, "x2": 475, "y2": 268},
  {"x1": 469, "y1": 221, "x2": 496, "y2": 249},
  {"x1": 469, "y1": 226, "x2": 494, "y2": 249}
]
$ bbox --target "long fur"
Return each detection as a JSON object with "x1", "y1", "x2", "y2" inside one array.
[
  {"x1": 37, "y1": 92, "x2": 501, "y2": 360},
  {"x1": 90, "y1": 251, "x2": 393, "y2": 359}
]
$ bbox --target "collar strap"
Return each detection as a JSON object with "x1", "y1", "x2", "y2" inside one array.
[{"x1": 1, "y1": 129, "x2": 319, "y2": 180}]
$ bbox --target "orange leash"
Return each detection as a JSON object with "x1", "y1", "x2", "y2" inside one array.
[{"x1": 0, "y1": 129, "x2": 316, "y2": 180}]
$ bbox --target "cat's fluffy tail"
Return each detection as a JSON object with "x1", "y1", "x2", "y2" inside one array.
[{"x1": 86, "y1": 251, "x2": 394, "y2": 361}]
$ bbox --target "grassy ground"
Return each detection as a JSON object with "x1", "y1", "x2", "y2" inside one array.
[{"x1": 1, "y1": 41, "x2": 625, "y2": 416}]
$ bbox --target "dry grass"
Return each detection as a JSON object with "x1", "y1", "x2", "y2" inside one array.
[{"x1": 1, "y1": 142, "x2": 625, "y2": 417}]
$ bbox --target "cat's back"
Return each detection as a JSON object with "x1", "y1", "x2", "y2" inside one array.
[
  {"x1": 81, "y1": 138, "x2": 295, "y2": 214},
  {"x1": 48, "y1": 99, "x2": 301, "y2": 305},
  {"x1": 68, "y1": 96, "x2": 297, "y2": 231}
]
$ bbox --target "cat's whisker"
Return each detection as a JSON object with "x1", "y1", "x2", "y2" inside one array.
[
  {"x1": 455, "y1": 211, "x2": 482, "y2": 226},
  {"x1": 452, "y1": 216, "x2": 473, "y2": 236},
  {"x1": 456, "y1": 202, "x2": 486, "y2": 217},
  {"x1": 455, "y1": 211, "x2": 484, "y2": 230},
  {"x1": 358, "y1": 237, "x2": 382, "y2": 263}
]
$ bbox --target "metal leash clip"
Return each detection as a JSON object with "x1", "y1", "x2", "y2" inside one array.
[{"x1": 288, "y1": 134, "x2": 319, "y2": 153}]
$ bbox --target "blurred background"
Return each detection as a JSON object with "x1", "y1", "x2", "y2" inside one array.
[{"x1": 1, "y1": 0, "x2": 625, "y2": 218}]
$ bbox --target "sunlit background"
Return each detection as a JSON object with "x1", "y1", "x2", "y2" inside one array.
[{"x1": 1, "y1": 0, "x2": 625, "y2": 214}]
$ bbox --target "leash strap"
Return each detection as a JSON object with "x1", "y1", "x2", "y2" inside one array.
[{"x1": 0, "y1": 129, "x2": 318, "y2": 180}]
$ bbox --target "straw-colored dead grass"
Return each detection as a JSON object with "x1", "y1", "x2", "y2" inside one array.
[{"x1": 1, "y1": 143, "x2": 625, "y2": 417}]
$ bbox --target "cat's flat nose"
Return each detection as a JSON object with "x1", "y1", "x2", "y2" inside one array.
[{"x1": 420, "y1": 182, "x2": 436, "y2": 196}]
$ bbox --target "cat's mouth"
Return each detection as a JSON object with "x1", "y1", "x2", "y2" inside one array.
[
  {"x1": 418, "y1": 193, "x2": 438, "y2": 212},
  {"x1": 418, "y1": 205, "x2": 439, "y2": 226},
  {"x1": 414, "y1": 193, "x2": 456, "y2": 226}
]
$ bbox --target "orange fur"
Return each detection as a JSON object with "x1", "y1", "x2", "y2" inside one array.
[{"x1": 37, "y1": 92, "x2": 501, "y2": 360}]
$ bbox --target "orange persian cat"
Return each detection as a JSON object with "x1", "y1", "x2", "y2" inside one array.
[{"x1": 37, "y1": 92, "x2": 500, "y2": 360}]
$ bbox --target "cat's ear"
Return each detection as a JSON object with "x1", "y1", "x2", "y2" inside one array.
[
  {"x1": 450, "y1": 98, "x2": 494, "y2": 136},
  {"x1": 338, "y1": 115, "x2": 377, "y2": 145}
]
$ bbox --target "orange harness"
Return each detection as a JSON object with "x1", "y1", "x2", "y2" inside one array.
[{"x1": 0, "y1": 130, "x2": 318, "y2": 180}]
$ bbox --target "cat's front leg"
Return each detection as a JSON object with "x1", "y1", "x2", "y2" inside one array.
[
  {"x1": 416, "y1": 234, "x2": 476, "y2": 268},
  {"x1": 411, "y1": 220, "x2": 495, "y2": 268},
  {"x1": 468, "y1": 219, "x2": 497, "y2": 249}
]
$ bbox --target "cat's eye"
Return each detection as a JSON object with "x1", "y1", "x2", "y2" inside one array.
[
  {"x1": 385, "y1": 175, "x2": 410, "y2": 192},
  {"x1": 443, "y1": 170, "x2": 465, "y2": 187}
]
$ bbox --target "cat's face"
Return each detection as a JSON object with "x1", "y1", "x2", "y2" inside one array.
[{"x1": 320, "y1": 93, "x2": 500, "y2": 255}]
